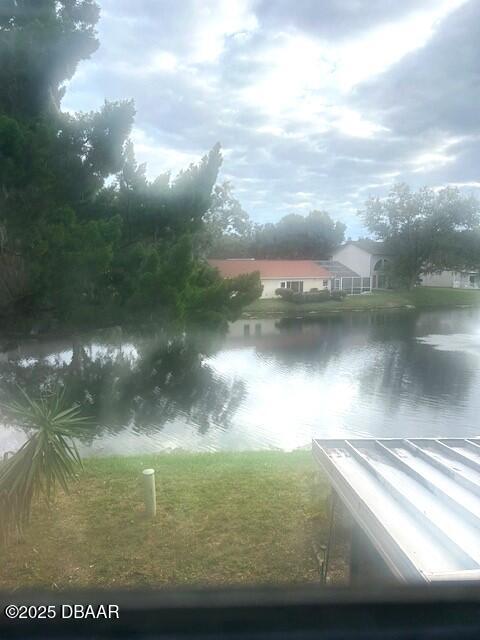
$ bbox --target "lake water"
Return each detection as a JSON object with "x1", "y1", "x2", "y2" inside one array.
[{"x1": 1, "y1": 307, "x2": 480, "y2": 457}]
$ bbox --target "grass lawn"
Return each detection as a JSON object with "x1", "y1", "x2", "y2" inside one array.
[
  {"x1": 243, "y1": 288, "x2": 480, "y2": 317},
  {"x1": 0, "y1": 451, "x2": 348, "y2": 590}
]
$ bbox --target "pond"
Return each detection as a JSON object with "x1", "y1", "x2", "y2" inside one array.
[{"x1": 1, "y1": 307, "x2": 480, "y2": 457}]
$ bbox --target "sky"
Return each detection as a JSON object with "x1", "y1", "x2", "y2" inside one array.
[{"x1": 63, "y1": 0, "x2": 480, "y2": 237}]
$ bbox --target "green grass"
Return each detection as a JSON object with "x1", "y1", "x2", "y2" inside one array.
[
  {"x1": 243, "y1": 288, "x2": 480, "y2": 317},
  {"x1": 0, "y1": 451, "x2": 348, "y2": 590}
]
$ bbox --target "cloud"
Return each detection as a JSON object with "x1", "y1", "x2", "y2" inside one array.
[
  {"x1": 62, "y1": 0, "x2": 478, "y2": 236},
  {"x1": 355, "y1": 0, "x2": 479, "y2": 136},
  {"x1": 254, "y1": 0, "x2": 443, "y2": 41}
]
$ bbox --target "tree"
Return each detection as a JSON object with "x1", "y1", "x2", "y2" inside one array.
[
  {"x1": 0, "y1": 388, "x2": 87, "y2": 543},
  {"x1": 103, "y1": 143, "x2": 261, "y2": 329},
  {"x1": 208, "y1": 206, "x2": 346, "y2": 259},
  {"x1": 0, "y1": 1, "x2": 135, "y2": 322},
  {"x1": 360, "y1": 184, "x2": 480, "y2": 288},
  {"x1": 0, "y1": 1, "x2": 100, "y2": 119},
  {"x1": 257, "y1": 210, "x2": 345, "y2": 259},
  {"x1": 199, "y1": 182, "x2": 254, "y2": 258},
  {"x1": 0, "y1": 2, "x2": 261, "y2": 330}
]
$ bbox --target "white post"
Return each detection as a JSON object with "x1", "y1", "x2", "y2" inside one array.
[{"x1": 142, "y1": 468, "x2": 156, "y2": 518}]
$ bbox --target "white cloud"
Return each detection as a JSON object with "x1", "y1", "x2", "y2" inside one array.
[
  {"x1": 131, "y1": 127, "x2": 200, "y2": 178},
  {"x1": 410, "y1": 137, "x2": 460, "y2": 173},
  {"x1": 187, "y1": 0, "x2": 258, "y2": 63},
  {"x1": 333, "y1": 0, "x2": 467, "y2": 90},
  {"x1": 62, "y1": 0, "x2": 478, "y2": 234},
  {"x1": 148, "y1": 51, "x2": 178, "y2": 73},
  {"x1": 332, "y1": 107, "x2": 388, "y2": 138}
]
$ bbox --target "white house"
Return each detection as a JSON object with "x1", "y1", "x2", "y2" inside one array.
[
  {"x1": 208, "y1": 259, "x2": 332, "y2": 299},
  {"x1": 420, "y1": 270, "x2": 480, "y2": 289},
  {"x1": 331, "y1": 240, "x2": 392, "y2": 289},
  {"x1": 317, "y1": 260, "x2": 370, "y2": 294}
]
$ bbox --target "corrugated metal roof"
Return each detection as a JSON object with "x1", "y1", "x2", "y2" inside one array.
[
  {"x1": 313, "y1": 438, "x2": 480, "y2": 583},
  {"x1": 208, "y1": 259, "x2": 332, "y2": 279}
]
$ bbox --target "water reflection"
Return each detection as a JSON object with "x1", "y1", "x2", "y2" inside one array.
[
  {"x1": 0, "y1": 331, "x2": 246, "y2": 455},
  {"x1": 1, "y1": 308, "x2": 480, "y2": 455}
]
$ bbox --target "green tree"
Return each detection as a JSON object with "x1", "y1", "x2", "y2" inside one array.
[
  {"x1": 360, "y1": 184, "x2": 480, "y2": 288},
  {"x1": 201, "y1": 181, "x2": 254, "y2": 257},
  {"x1": 0, "y1": 1, "x2": 134, "y2": 322},
  {"x1": 0, "y1": 1, "x2": 261, "y2": 330},
  {"x1": 208, "y1": 205, "x2": 346, "y2": 260},
  {"x1": 251, "y1": 210, "x2": 345, "y2": 259},
  {"x1": 0, "y1": 0, "x2": 100, "y2": 119},
  {"x1": 104, "y1": 143, "x2": 261, "y2": 329}
]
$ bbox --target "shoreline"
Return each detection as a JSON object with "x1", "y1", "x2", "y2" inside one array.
[
  {"x1": 241, "y1": 288, "x2": 480, "y2": 320},
  {"x1": 242, "y1": 302, "x2": 476, "y2": 320}
]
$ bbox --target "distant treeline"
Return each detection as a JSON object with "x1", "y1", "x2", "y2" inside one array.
[{"x1": 205, "y1": 188, "x2": 347, "y2": 259}]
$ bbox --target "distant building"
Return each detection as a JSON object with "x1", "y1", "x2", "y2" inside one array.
[
  {"x1": 331, "y1": 240, "x2": 393, "y2": 289},
  {"x1": 208, "y1": 259, "x2": 332, "y2": 298},
  {"x1": 317, "y1": 260, "x2": 371, "y2": 294},
  {"x1": 210, "y1": 244, "x2": 480, "y2": 296},
  {"x1": 420, "y1": 270, "x2": 480, "y2": 289}
]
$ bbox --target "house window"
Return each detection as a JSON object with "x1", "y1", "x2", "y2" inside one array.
[
  {"x1": 374, "y1": 258, "x2": 390, "y2": 272},
  {"x1": 286, "y1": 281, "x2": 303, "y2": 292},
  {"x1": 323, "y1": 280, "x2": 328, "y2": 287},
  {"x1": 280, "y1": 282, "x2": 286, "y2": 288},
  {"x1": 334, "y1": 279, "x2": 340, "y2": 290}
]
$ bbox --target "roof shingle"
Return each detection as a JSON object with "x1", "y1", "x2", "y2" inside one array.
[
  {"x1": 317, "y1": 260, "x2": 360, "y2": 278},
  {"x1": 208, "y1": 259, "x2": 332, "y2": 279}
]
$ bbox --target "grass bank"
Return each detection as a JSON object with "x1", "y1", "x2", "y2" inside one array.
[
  {"x1": 243, "y1": 288, "x2": 480, "y2": 318},
  {"x1": 0, "y1": 451, "x2": 348, "y2": 590}
]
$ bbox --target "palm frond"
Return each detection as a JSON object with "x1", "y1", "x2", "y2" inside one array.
[{"x1": 0, "y1": 388, "x2": 88, "y2": 544}]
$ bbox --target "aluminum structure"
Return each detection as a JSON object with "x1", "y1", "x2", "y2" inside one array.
[{"x1": 313, "y1": 438, "x2": 480, "y2": 583}]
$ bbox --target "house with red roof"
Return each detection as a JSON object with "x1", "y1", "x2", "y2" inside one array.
[{"x1": 208, "y1": 259, "x2": 333, "y2": 298}]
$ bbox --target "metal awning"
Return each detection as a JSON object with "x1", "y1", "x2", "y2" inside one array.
[{"x1": 313, "y1": 438, "x2": 480, "y2": 583}]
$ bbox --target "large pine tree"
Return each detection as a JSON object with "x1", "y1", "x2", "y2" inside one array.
[{"x1": 0, "y1": 1, "x2": 261, "y2": 330}]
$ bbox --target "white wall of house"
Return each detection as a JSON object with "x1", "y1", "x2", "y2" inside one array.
[
  {"x1": 420, "y1": 271, "x2": 454, "y2": 287},
  {"x1": 261, "y1": 277, "x2": 330, "y2": 298},
  {"x1": 420, "y1": 271, "x2": 479, "y2": 288},
  {"x1": 332, "y1": 245, "x2": 391, "y2": 288},
  {"x1": 332, "y1": 244, "x2": 372, "y2": 277}
]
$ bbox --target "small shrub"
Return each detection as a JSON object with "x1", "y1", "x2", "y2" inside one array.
[
  {"x1": 279, "y1": 290, "x2": 331, "y2": 304},
  {"x1": 275, "y1": 288, "x2": 347, "y2": 304},
  {"x1": 0, "y1": 388, "x2": 87, "y2": 544},
  {"x1": 275, "y1": 287, "x2": 295, "y2": 301},
  {"x1": 299, "y1": 290, "x2": 331, "y2": 303}
]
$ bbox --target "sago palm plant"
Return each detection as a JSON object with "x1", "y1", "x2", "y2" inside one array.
[{"x1": 0, "y1": 388, "x2": 88, "y2": 543}]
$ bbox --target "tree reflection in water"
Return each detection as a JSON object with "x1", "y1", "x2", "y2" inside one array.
[
  {"x1": 0, "y1": 329, "x2": 246, "y2": 445},
  {"x1": 247, "y1": 311, "x2": 477, "y2": 417}
]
